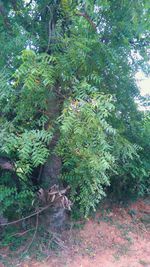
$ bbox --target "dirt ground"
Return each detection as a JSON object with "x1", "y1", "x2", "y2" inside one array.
[{"x1": 0, "y1": 198, "x2": 150, "y2": 267}]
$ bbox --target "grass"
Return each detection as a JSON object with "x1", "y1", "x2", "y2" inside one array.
[{"x1": 0, "y1": 225, "x2": 64, "y2": 266}]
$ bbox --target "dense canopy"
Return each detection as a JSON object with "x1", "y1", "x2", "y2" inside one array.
[{"x1": 0, "y1": 0, "x2": 149, "y2": 220}]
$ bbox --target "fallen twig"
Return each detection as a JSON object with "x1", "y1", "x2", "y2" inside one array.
[
  {"x1": 8, "y1": 228, "x2": 35, "y2": 238},
  {"x1": 0, "y1": 204, "x2": 52, "y2": 226},
  {"x1": 23, "y1": 213, "x2": 39, "y2": 254}
]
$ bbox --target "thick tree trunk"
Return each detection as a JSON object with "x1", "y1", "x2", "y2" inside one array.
[
  {"x1": 41, "y1": 151, "x2": 68, "y2": 231},
  {"x1": 41, "y1": 91, "x2": 68, "y2": 230},
  {"x1": 41, "y1": 91, "x2": 62, "y2": 187}
]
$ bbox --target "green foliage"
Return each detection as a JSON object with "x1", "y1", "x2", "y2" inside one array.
[
  {"x1": 0, "y1": 51, "x2": 55, "y2": 219},
  {"x1": 0, "y1": 186, "x2": 16, "y2": 214},
  {"x1": 110, "y1": 136, "x2": 149, "y2": 199},
  {"x1": 1, "y1": 129, "x2": 52, "y2": 177},
  {"x1": 0, "y1": 185, "x2": 34, "y2": 218},
  {"x1": 0, "y1": 171, "x2": 34, "y2": 220},
  {"x1": 0, "y1": 51, "x2": 55, "y2": 179},
  {"x1": 57, "y1": 94, "x2": 115, "y2": 215}
]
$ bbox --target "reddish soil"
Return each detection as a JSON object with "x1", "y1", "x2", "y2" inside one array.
[{"x1": 1, "y1": 198, "x2": 150, "y2": 267}]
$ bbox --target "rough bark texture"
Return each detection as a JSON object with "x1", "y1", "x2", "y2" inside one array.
[{"x1": 41, "y1": 92, "x2": 67, "y2": 230}]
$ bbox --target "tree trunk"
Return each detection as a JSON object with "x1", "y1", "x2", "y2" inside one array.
[{"x1": 41, "y1": 91, "x2": 68, "y2": 230}]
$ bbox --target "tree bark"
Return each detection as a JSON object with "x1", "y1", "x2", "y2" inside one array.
[{"x1": 41, "y1": 91, "x2": 68, "y2": 230}]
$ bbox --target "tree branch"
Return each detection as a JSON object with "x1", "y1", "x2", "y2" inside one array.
[
  {"x1": 0, "y1": 3, "x2": 11, "y2": 30},
  {"x1": 23, "y1": 213, "x2": 39, "y2": 254},
  {"x1": 76, "y1": 12, "x2": 97, "y2": 31},
  {"x1": 0, "y1": 204, "x2": 52, "y2": 226}
]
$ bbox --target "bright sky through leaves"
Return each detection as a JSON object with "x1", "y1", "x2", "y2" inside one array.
[{"x1": 136, "y1": 72, "x2": 150, "y2": 96}]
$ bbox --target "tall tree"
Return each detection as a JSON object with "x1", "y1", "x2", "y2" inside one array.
[{"x1": 0, "y1": 0, "x2": 149, "y2": 222}]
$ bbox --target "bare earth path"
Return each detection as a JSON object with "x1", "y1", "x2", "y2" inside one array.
[{"x1": 0, "y1": 198, "x2": 150, "y2": 267}]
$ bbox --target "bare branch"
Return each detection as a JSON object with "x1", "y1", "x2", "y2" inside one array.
[
  {"x1": 76, "y1": 12, "x2": 97, "y2": 31},
  {"x1": 23, "y1": 213, "x2": 39, "y2": 254},
  {"x1": 8, "y1": 228, "x2": 35, "y2": 238},
  {"x1": 0, "y1": 204, "x2": 52, "y2": 226}
]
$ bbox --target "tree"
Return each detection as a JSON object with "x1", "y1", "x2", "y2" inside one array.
[{"x1": 0, "y1": 0, "x2": 149, "y2": 222}]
